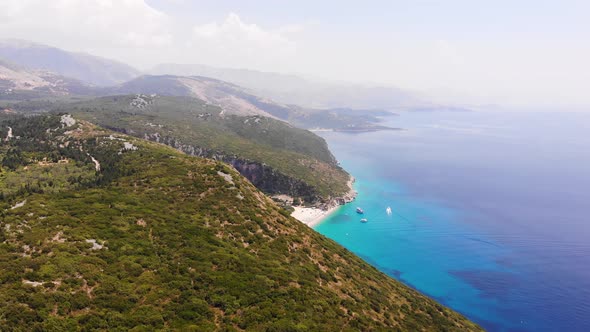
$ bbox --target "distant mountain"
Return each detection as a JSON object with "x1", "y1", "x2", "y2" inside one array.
[
  {"x1": 0, "y1": 57, "x2": 96, "y2": 99},
  {"x1": 0, "y1": 39, "x2": 140, "y2": 86},
  {"x1": 0, "y1": 40, "x2": 438, "y2": 110},
  {"x1": 107, "y1": 75, "x2": 397, "y2": 130},
  {"x1": 108, "y1": 75, "x2": 290, "y2": 119},
  {"x1": 151, "y1": 63, "x2": 426, "y2": 109},
  {"x1": 51, "y1": 94, "x2": 352, "y2": 203}
]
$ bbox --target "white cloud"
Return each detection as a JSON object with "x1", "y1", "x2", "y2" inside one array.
[
  {"x1": 0, "y1": 1, "x2": 586, "y2": 108},
  {"x1": 188, "y1": 13, "x2": 298, "y2": 71},
  {"x1": 434, "y1": 39, "x2": 464, "y2": 66},
  {"x1": 193, "y1": 13, "x2": 293, "y2": 47},
  {"x1": 0, "y1": 0, "x2": 172, "y2": 61},
  {"x1": 0, "y1": 4, "x2": 300, "y2": 71},
  {"x1": 277, "y1": 24, "x2": 308, "y2": 35}
]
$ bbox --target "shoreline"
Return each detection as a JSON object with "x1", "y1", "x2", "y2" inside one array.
[
  {"x1": 291, "y1": 175, "x2": 357, "y2": 227},
  {"x1": 291, "y1": 204, "x2": 341, "y2": 227},
  {"x1": 309, "y1": 126, "x2": 402, "y2": 133}
]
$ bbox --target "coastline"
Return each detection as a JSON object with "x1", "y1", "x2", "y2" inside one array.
[
  {"x1": 291, "y1": 205, "x2": 341, "y2": 227},
  {"x1": 291, "y1": 176, "x2": 357, "y2": 227},
  {"x1": 309, "y1": 126, "x2": 401, "y2": 133}
]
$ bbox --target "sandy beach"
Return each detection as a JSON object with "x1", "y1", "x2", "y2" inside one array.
[
  {"x1": 291, "y1": 205, "x2": 340, "y2": 227},
  {"x1": 291, "y1": 176, "x2": 357, "y2": 227}
]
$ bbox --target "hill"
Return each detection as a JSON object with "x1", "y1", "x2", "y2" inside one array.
[
  {"x1": 0, "y1": 58, "x2": 96, "y2": 99},
  {"x1": 0, "y1": 68, "x2": 397, "y2": 132},
  {"x1": 108, "y1": 75, "x2": 289, "y2": 119},
  {"x1": 0, "y1": 114, "x2": 481, "y2": 331},
  {"x1": 151, "y1": 63, "x2": 425, "y2": 109},
  {"x1": 108, "y1": 75, "x2": 397, "y2": 131},
  {"x1": 52, "y1": 94, "x2": 351, "y2": 204},
  {"x1": 0, "y1": 40, "x2": 140, "y2": 86}
]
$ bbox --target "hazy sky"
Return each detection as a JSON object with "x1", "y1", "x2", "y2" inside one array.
[{"x1": 1, "y1": 0, "x2": 589, "y2": 108}]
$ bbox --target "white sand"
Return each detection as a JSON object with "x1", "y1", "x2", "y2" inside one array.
[
  {"x1": 291, "y1": 205, "x2": 340, "y2": 227},
  {"x1": 291, "y1": 176, "x2": 357, "y2": 227}
]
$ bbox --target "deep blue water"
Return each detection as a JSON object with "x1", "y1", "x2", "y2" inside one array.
[{"x1": 315, "y1": 111, "x2": 590, "y2": 331}]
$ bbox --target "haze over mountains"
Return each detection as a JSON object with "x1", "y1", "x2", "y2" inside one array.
[
  {"x1": 150, "y1": 63, "x2": 426, "y2": 110},
  {"x1": 108, "y1": 75, "x2": 291, "y2": 119},
  {"x1": 0, "y1": 40, "x2": 432, "y2": 206},
  {"x1": 1, "y1": 40, "x2": 422, "y2": 130},
  {"x1": 0, "y1": 40, "x2": 139, "y2": 86},
  {"x1": 105, "y1": 75, "x2": 399, "y2": 130},
  {"x1": 0, "y1": 40, "x2": 370, "y2": 207},
  {"x1": 0, "y1": 58, "x2": 96, "y2": 99},
  {"x1": 0, "y1": 39, "x2": 437, "y2": 111}
]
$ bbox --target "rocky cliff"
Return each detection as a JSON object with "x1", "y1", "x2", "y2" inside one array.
[{"x1": 139, "y1": 132, "x2": 322, "y2": 203}]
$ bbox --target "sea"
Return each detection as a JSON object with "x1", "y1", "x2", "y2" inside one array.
[{"x1": 314, "y1": 110, "x2": 590, "y2": 331}]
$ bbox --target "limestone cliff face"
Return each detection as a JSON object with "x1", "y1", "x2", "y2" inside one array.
[
  {"x1": 224, "y1": 158, "x2": 318, "y2": 201},
  {"x1": 140, "y1": 133, "x2": 321, "y2": 202},
  {"x1": 318, "y1": 176, "x2": 357, "y2": 211}
]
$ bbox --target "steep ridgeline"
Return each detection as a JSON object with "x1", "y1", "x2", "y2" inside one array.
[
  {"x1": 0, "y1": 58, "x2": 96, "y2": 100},
  {"x1": 108, "y1": 75, "x2": 398, "y2": 131},
  {"x1": 107, "y1": 75, "x2": 285, "y2": 118},
  {"x1": 54, "y1": 95, "x2": 350, "y2": 204},
  {"x1": 150, "y1": 63, "x2": 425, "y2": 110},
  {"x1": 0, "y1": 114, "x2": 481, "y2": 331},
  {"x1": 0, "y1": 39, "x2": 140, "y2": 86},
  {"x1": 0, "y1": 68, "x2": 398, "y2": 132}
]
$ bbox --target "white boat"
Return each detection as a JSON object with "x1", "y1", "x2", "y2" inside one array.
[
  {"x1": 386, "y1": 207, "x2": 392, "y2": 215},
  {"x1": 360, "y1": 218, "x2": 368, "y2": 223},
  {"x1": 356, "y1": 207, "x2": 364, "y2": 214}
]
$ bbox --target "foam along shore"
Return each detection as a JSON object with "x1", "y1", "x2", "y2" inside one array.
[{"x1": 291, "y1": 205, "x2": 340, "y2": 227}]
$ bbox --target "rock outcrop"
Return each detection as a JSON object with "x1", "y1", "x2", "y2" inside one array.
[
  {"x1": 138, "y1": 132, "x2": 321, "y2": 202},
  {"x1": 318, "y1": 176, "x2": 358, "y2": 211}
]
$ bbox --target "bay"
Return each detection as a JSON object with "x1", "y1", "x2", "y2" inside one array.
[{"x1": 315, "y1": 110, "x2": 590, "y2": 331}]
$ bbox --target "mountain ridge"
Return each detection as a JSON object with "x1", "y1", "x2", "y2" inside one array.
[
  {"x1": 0, "y1": 39, "x2": 140, "y2": 86},
  {"x1": 0, "y1": 113, "x2": 482, "y2": 331},
  {"x1": 50, "y1": 94, "x2": 352, "y2": 204},
  {"x1": 0, "y1": 57, "x2": 97, "y2": 99},
  {"x1": 0, "y1": 40, "x2": 414, "y2": 132},
  {"x1": 150, "y1": 63, "x2": 425, "y2": 109},
  {"x1": 105, "y1": 75, "x2": 399, "y2": 131}
]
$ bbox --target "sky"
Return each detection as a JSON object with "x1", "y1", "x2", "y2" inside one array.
[{"x1": 1, "y1": 0, "x2": 589, "y2": 108}]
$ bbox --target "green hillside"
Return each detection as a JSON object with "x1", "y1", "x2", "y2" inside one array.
[
  {"x1": 53, "y1": 94, "x2": 350, "y2": 202},
  {"x1": 0, "y1": 114, "x2": 481, "y2": 331}
]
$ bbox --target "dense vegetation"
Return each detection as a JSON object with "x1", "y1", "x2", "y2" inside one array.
[
  {"x1": 0, "y1": 114, "x2": 481, "y2": 331},
  {"x1": 53, "y1": 95, "x2": 350, "y2": 201}
]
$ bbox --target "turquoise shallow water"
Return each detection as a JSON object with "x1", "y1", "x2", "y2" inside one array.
[{"x1": 314, "y1": 111, "x2": 590, "y2": 331}]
